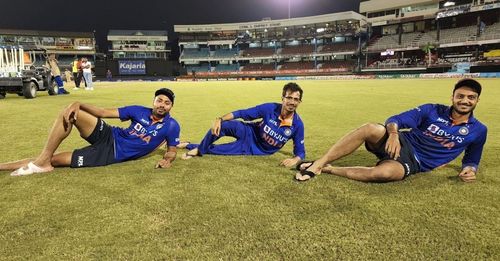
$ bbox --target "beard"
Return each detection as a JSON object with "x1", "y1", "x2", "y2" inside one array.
[
  {"x1": 153, "y1": 108, "x2": 167, "y2": 117},
  {"x1": 452, "y1": 104, "x2": 475, "y2": 115}
]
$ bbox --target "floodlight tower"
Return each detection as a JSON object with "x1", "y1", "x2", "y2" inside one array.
[{"x1": 288, "y1": 0, "x2": 291, "y2": 19}]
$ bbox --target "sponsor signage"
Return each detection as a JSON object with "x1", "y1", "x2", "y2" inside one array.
[{"x1": 119, "y1": 60, "x2": 146, "y2": 75}]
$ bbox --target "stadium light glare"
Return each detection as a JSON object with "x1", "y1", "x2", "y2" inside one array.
[{"x1": 443, "y1": 1, "x2": 455, "y2": 7}]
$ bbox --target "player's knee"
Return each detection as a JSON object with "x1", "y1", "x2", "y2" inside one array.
[
  {"x1": 369, "y1": 169, "x2": 399, "y2": 182},
  {"x1": 360, "y1": 123, "x2": 384, "y2": 137}
]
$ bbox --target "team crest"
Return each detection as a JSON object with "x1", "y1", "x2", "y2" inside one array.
[
  {"x1": 427, "y1": 124, "x2": 439, "y2": 134},
  {"x1": 284, "y1": 128, "x2": 292, "y2": 136},
  {"x1": 156, "y1": 124, "x2": 163, "y2": 129},
  {"x1": 459, "y1": 127, "x2": 469, "y2": 135}
]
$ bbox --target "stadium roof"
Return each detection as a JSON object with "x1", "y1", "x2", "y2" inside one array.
[
  {"x1": 108, "y1": 30, "x2": 168, "y2": 36},
  {"x1": 360, "y1": 0, "x2": 440, "y2": 13},
  {"x1": 107, "y1": 30, "x2": 168, "y2": 41},
  {"x1": 175, "y1": 11, "x2": 366, "y2": 33},
  {"x1": 0, "y1": 29, "x2": 94, "y2": 38}
]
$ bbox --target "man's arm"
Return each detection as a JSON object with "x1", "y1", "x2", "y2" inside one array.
[
  {"x1": 79, "y1": 103, "x2": 119, "y2": 118},
  {"x1": 458, "y1": 127, "x2": 487, "y2": 182},
  {"x1": 385, "y1": 122, "x2": 401, "y2": 160},
  {"x1": 212, "y1": 112, "x2": 234, "y2": 136},
  {"x1": 281, "y1": 122, "x2": 305, "y2": 168},
  {"x1": 384, "y1": 104, "x2": 434, "y2": 160},
  {"x1": 62, "y1": 102, "x2": 119, "y2": 127},
  {"x1": 155, "y1": 146, "x2": 177, "y2": 169}
]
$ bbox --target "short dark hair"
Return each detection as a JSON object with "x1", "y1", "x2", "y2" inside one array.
[
  {"x1": 282, "y1": 82, "x2": 303, "y2": 100},
  {"x1": 154, "y1": 88, "x2": 175, "y2": 104},
  {"x1": 454, "y1": 78, "x2": 482, "y2": 97}
]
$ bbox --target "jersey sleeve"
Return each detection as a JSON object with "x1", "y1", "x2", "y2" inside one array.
[
  {"x1": 165, "y1": 120, "x2": 181, "y2": 147},
  {"x1": 292, "y1": 122, "x2": 306, "y2": 160},
  {"x1": 385, "y1": 103, "x2": 434, "y2": 129},
  {"x1": 462, "y1": 126, "x2": 487, "y2": 170},
  {"x1": 118, "y1": 105, "x2": 140, "y2": 121},
  {"x1": 232, "y1": 103, "x2": 272, "y2": 121}
]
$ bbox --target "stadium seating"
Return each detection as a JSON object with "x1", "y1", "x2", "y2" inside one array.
[
  {"x1": 477, "y1": 22, "x2": 500, "y2": 41},
  {"x1": 319, "y1": 43, "x2": 358, "y2": 53},
  {"x1": 186, "y1": 65, "x2": 210, "y2": 73},
  {"x1": 279, "y1": 61, "x2": 315, "y2": 70},
  {"x1": 367, "y1": 24, "x2": 484, "y2": 51},
  {"x1": 241, "y1": 63, "x2": 275, "y2": 71},
  {"x1": 241, "y1": 48, "x2": 275, "y2": 57},
  {"x1": 319, "y1": 60, "x2": 355, "y2": 69},
  {"x1": 281, "y1": 45, "x2": 315, "y2": 56},
  {"x1": 439, "y1": 25, "x2": 478, "y2": 44},
  {"x1": 213, "y1": 49, "x2": 239, "y2": 58},
  {"x1": 214, "y1": 64, "x2": 239, "y2": 72},
  {"x1": 182, "y1": 48, "x2": 210, "y2": 59}
]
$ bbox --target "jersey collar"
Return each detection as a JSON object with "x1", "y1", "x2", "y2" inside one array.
[
  {"x1": 150, "y1": 113, "x2": 169, "y2": 124},
  {"x1": 446, "y1": 106, "x2": 476, "y2": 125},
  {"x1": 278, "y1": 113, "x2": 294, "y2": 127}
]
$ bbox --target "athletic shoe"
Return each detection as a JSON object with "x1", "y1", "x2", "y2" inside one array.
[
  {"x1": 58, "y1": 89, "x2": 70, "y2": 95},
  {"x1": 73, "y1": 87, "x2": 80, "y2": 90}
]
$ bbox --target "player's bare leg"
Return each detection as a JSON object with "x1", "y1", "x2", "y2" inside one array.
[
  {"x1": 321, "y1": 160, "x2": 405, "y2": 182},
  {"x1": 30, "y1": 110, "x2": 98, "y2": 170},
  {"x1": 0, "y1": 158, "x2": 34, "y2": 171},
  {"x1": 296, "y1": 123, "x2": 387, "y2": 181}
]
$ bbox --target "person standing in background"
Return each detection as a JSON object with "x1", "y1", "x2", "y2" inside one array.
[
  {"x1": 46, "y1": 53, "x2": 70, "y2": 95},
  {"x1": 81, "y1": 57, "x2": 93, "y2": 91},
  {"x1": 71, "y1": 58, "x2": 81, "y2": 90}
]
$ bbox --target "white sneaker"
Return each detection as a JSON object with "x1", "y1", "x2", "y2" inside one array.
[
  {"x1": 73, "y1": 87, "x2": 80, "y2": 90},
  {"x1": 85, "y1": 87, "x2": 90, "y2": 90}
]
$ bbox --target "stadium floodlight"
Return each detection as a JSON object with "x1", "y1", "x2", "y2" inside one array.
[
  {"x1": 316, "y1": 28, "x2": 325, "y2": 33},
  {"x1": 443, "y1": 1, "x2": 455, "y2": 7},
  {"x1": 288, "y1": 0, "x2": 291, "y2": 19}
]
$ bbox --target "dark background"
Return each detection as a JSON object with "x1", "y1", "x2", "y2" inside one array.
[{"x1": 0, "y1": 0, "x2": 360, "y2": 52}]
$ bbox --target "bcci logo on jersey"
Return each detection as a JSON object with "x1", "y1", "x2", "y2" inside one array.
[
  {"x1": 427, "y1": 124, "x2": 439, "y2": 134},
  {"x1": 459, "y1": 127, "x2": 469, "y2": 135}
]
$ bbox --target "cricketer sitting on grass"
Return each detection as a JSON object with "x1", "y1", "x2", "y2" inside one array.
[
  {"x1": 178, "y1": 82, "x2": 305, "y2": 168},
  {"x1": 295, "y1": 78, "x2": 487, "y2": 183},
  {"x1": 1, "y1": 88, "x2": 180, "y2": 176}
]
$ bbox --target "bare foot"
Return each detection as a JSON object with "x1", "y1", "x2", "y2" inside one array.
[
  {"x1": 176, "y1": 141, "x2": 191, "y2": 149},
  {"x1": 181, "y1": 148, "x2": 199, "y2": 160}
]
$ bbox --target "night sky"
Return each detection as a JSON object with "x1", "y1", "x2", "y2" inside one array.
[{"x1": 1, "y1": 0, "x2": 360, "y2": 51}]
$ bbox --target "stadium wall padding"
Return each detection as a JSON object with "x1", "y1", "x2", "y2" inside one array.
[{"x1": 95, "y1": 60, "x2": 178, "y2": 77}]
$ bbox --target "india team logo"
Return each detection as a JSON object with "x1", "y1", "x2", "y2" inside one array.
[
  {"x1": 427, "y1": 124, "x2": 439, "y2": 134},
  {"x1": 284, "y1": 128, "x2": 292, "y2": 136},
  {"x1": 459, "y1": 126, "x2": 469, "y2": 135},
  {"x1": 156, "y1": 124, "x2": 163, "y2": 129}
]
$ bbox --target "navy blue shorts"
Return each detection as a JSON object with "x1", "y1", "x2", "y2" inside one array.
[
  {"x1": 70, "y1": 119, "x2": 116, "y2": 168},
  {"x1": 365, "y1": 130, "x2": 421, "y2": 177}
]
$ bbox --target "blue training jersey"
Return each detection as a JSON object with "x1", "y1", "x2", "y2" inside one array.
[
  {"x1": 232, "y1": 103, "x2": 306, "y2": 159},
  {"x1": 112, "y1": 105, "x2": 180, "y2": 162},
  {"x1": 386, "y1": 103, "x2": 487, "y2": 172}
]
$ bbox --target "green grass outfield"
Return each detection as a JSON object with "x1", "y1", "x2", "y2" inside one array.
[{"x1": 0, "y1": 79, "x2": 499, "y2": 259}]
